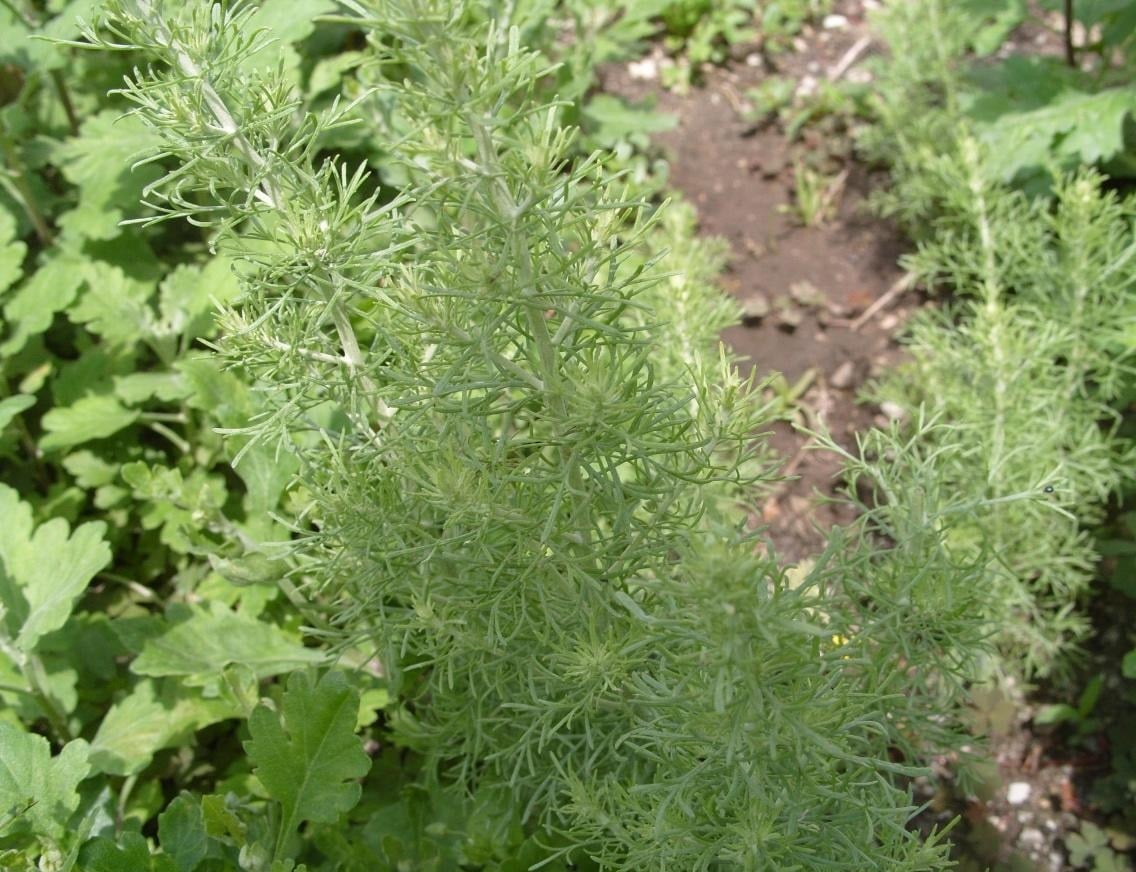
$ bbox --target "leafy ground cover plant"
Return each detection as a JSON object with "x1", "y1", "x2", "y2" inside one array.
[
  {"x1": 0, "y1": 4, "x2": 394, "y2": 868},
  {"x1": 44, "y1": 0, "x2": 1014, "y2": 867}
]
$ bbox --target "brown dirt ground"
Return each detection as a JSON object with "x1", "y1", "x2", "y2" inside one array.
[
  {"x1": 603, "y1": 0, "x2": 914, "y2": 564},
  {"x1": 605, "y1": 3, "x2": 1133, "y2": 870}
]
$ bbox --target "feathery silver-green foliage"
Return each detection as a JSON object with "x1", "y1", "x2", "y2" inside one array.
[
  {"x1": 864, "y1": 0, "x2": 1136, "y2": 679},
  {"x1": 87, "y1": 0, "x2": 989, "y2": 866}
]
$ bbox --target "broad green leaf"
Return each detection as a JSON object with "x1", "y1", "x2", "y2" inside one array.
[
  {"x1": 964, "y1": 57, "x2": 1136, "y2": 180},
  {"x1": 307, "y1": 50, "x2": 365, "y2": 97},
  {"x1": 239, "y1": 0, "x2": 338, "y2": 80},
  {"x1": 955, "y1": 0, "x2": 1027, "y2": 55},
  {"x1": 581, "y1": 94, "x2": 676, "y2": 147},
  {"x1": 120, "y1": 463, "x2": 229, "y2": 554},
  {"x1": 54, "y1": 110, "x2": 164, "y2": 241},
  {"x1": 52, "y1": 347, "x2": 129, "y2": 406},
  {"x1": 61, "y1": 450, "x2": 121, "y2": 488},
  {"x1": 79, "y1": 831, "x2": 176, "y2": 872},
  {"x1": 88, "y1": 679, "x2": 239, "y2": 776},
  {"x1": 68, "y1": 260, "x2": 156, "y2": 348},
  {"x1": 244, "y1": 671, "x2": 370, "y2": 844},
  {"x1": 177, "y1": 357, "x2": 255, "y2": 425},
  {"x1": 1034, "y1": 702, "x2": 1078, "y2": 726},
  {"x1": 157, "y1": 257, "x2": 241, "y2": 345},
  {"x1": 0, "y1": 724, "x2": 90, "y2": 840},
  {"x1": 235, "y1": 442, "x2": 300, "y2": 514},
  {"x1": 39, "y1": 394, "x2": 139, "y2": 452},
  {"x1": 39, "y1": 0, "x2": 105, "y2": 44},
  {"x1": 39, "y1": 612, "x2": 126, "y2": 684},
  {"x1": 1053, "y1": 88, "x2": 1136, "y2": 164},
  {"x1": 0, "y1": 484, "x2": 111, "y2": 652},
  {"x1": 113, "y1": 371, "x2": 189, "y2": 405},
  {"x1": 1123, "y1": 648, "x2": 1136, "y2": 679},
  {"x1": 0, "y1": 250, "x2": 85, "y2": 357},
  {"x1": 200, "y1": 794, "x2": 246, "y2": 846},
  {"x1": 0, "y1": 208, "x2": 26, "y2": 295},
  {"x1": 0, "y1": 655, "x2": 77, "y2": 739},
  {"x1": 132, "y1": 602, "x2": 324, "y2": 684},
  {"x1": 0, "y1": 394, "x2": 35, "y2": 433},
  {"x1": 158, "y1": 794, "x2": 213, "y2": 872}
]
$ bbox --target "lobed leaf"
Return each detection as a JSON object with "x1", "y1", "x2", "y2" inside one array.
[
  {"x1": 0, "y1": 484, "x2": 111, "y2": 653},
  {"x1": 131, "y1": 602, "x2": 324, "y2": 685},
  {"x1": 39, "y1": 394, "x2": 139, "y2": 452},
  {"x1": 0, "y1": 723, "x2": 90, "y2": 841},
  {"x1": 88, "y1": 678, "x2": 240, "y2": 776},
  {"x1": 244, "y1": 670, "x2": 371, "y2": 850}
]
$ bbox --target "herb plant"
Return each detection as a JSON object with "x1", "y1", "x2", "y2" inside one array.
[
  {"x1": 858, "y1": 0, "x2": 1136, "y2": 682},
  {"x1": 55, "y1": 0, "x2": 999, "y2": 867}
]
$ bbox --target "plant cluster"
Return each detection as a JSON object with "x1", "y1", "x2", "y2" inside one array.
[
  {"x1": 13, "y1": 0, "x2": 1130, "y2": 866},
  {"x1": 861, "y1": 0, "x2": 1136, "y2": 853},
  {"x1": 860, "y1": 0, "x2": 1136, "y2": 682},
  {"x1": 0, "y1": 0, "x2": 1018, "y2": 868}
]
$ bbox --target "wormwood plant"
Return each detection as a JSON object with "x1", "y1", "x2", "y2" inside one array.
[
  {"x1": 79, "y1": 0, "x2": 998, "y2": 867},
  {"x1": 861, "y1": 0, "x2": 1136, "y2": 681}
]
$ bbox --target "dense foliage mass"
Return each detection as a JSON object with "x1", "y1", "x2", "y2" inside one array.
[
  {"x1": 860, "y1": 0, "x2": 1136, "y2": 680},
  {"x1": 0, "y1": 0, "x2": 1132, "y2": 868}
]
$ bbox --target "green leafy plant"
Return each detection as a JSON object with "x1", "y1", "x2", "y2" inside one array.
[
  {"x1": 65, "y1": 0, "x2": 1005, "y2": 867},
  {"x1": 861, "y1": 0, "x2": 1136, "y2": 682},
  {"x1": 779, "y1": 159, "x2": 846, "y2": 227},
  {"x1": 1066, "y1": 821, "x2": 1130, "y2": 872},
  {"x1": 1035, "y1": 674, "x2": 1104, "y2": 740},
  {"x1": 658, "y1": 0, "x2": 756, "y2": 89}
]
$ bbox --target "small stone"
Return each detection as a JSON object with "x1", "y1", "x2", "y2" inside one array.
[
  {"x1": 1019, "y1": 827, "x2": 1045, "y2": 850},
  {"x1": 878, "y1": 313, "x2": 900, "y2": 331},
  {"x1": 879, "y1": 400, "x2": 906, "y2": 422},
  {"x1": 823, "y1": 13, "x2": 849, "y2": 28},
  {"x1": 825, "y1": 300, "x2": 854, "y2": 319},
  {"x1": 759, "y1": 155, "x2": 787, "y2": 179},
  {"x1": 796, "y1": 74, "x2": 819, "y2": 98},
  {"x1": 830, "y1": 360, "x2": 857, "y2": 390},
  {"x1": 774, "y1": 297, "x2": 804, "y2": 329},
  {"x1": 740, "y1": 293, "x2": 771, "y2": 323},
  {"x1": 743, "y1": 237, "x2": 768, "y2": 259},
  {"x1": 790, "y1": 280, "x2": 826, "y2": 308},
  {"x1": 628, "y1": 58, "x2": 657, "y2": 81},
  {"x1": 1007, "y1": 782, "x2": 1032, "y2": 805},
  {"x1": 745, "y1": 52, "x2": 762, "y2": 67}
]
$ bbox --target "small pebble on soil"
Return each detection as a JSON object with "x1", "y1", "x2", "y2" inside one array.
[{"x1": 1007, "y1": 782, "x2": 1032, "y2": 805}]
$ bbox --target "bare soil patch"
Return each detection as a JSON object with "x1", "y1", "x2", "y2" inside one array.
[{"x1": 604, "y1": 3, "x2": 914, "y2": 563}]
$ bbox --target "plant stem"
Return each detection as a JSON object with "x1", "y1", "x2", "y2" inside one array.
[
  {"x1": 0, "y1": 125, "x2": 54, "y2": 246},
  {"x1": 6, "y1": 644, "x2": 74, "y2": 742},
  {"x1": 963, "y1": 139, "x2": 1007, "y2": 488},
  {"x1": 146, "y1": 421, "x2": 191, "y2": 454},
  {"x1": 1064, "y1": 0, "x2": 1076, "y2": 67},
  {"x1": 51, "y1": 70, "x2": 79, "y2": 136},
  {"x1": 0, "y1": 0, "x2": 36, "y2": 28},
  {"x1": 115, "y1": 774, "x2": 138, "y2": 834}
]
